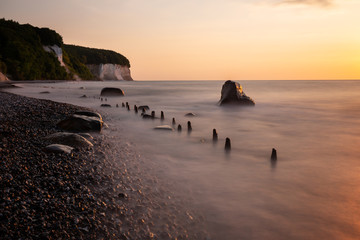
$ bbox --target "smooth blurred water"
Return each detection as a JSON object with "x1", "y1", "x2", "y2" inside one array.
[{"x1": 7, "y1": 80, "x2": 360, "y2": 239}]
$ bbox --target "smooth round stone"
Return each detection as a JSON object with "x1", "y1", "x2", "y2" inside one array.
[
  {"x1": 153, "y1": 125, "x2": 174, "y2": 131},
  {"x1": 44, "y1": 132, "x2": 93, "y2": 148},
  {"x1": 44, "y1": 144, "x2": 74, "y2": 154},
  {"x1": 185, "y1": 113, "x2": 196, "y2": 117}
]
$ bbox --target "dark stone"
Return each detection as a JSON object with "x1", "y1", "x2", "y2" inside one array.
[
  {"x1": 161, "y1": 111, "x2": 164, "y2": 120},
  {"x1": 100, "y1": 87, "x2": 125, "y2": 96},
  {"x1": 177, "y1": 124, "x2": 182, "y2": 132},
  {"x1": 219, "y1": 80, "x2": 255, "y2": 106},
  {"x1": 118, "y1": 193, "x2": 127, "y2": 198},
  {"x1": 39, "y1": 91, "x2": 50, "y2": 94},
  {"x1": 57, "y1": 115, "x2": 103, "y2": 132},
  {"x1": 138, "y1": 105, "x2": 150, "y2": 111},
  {"x1": 185, "y1": 113, "x2": 196, "y2": 117},
  {"x1": 142, "y1": 114, "x2": 154, "y2": 119},
  {"x1": 101, "y1": 104, "x2": 111, "y2": 107},
  {"x1": 151, "y1": 111, "x2": 155, "y2": 118},
  {"x1": 80, "y1": 94, "x2": 87, "y2": 98},
  {"x1": 172, "y1": 118, "x2": 176, "y2": 125},
  {"x1": 134, "y1": 105, "x2": 138, "y2": 113}
]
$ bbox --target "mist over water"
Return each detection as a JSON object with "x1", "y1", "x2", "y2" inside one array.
[{"x1": 8, "y1": 80, "x2": 360, "y2": 239}]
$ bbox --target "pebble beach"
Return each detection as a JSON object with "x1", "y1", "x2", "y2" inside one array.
[{"x1": 0, "y1": 90, "x2": 207, "y2": 239}]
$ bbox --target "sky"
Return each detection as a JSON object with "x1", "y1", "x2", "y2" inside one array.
[{"x1": 0, "y1": 0, "x2": 359, "y2": 80}]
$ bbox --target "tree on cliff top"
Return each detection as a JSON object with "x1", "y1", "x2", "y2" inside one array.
[
  {"x1": 0, "y1": 19, "x2": 69, "y2": 80},
  {"x1": 63, "y1": 44, "x2": 130, "y2": 67}
]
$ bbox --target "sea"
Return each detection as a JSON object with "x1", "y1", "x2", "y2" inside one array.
[{"x1": 6, "y1": 80, "x2": 360, "y2": 240}]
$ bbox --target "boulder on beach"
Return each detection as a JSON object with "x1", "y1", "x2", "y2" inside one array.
[
  {"x1": 219, "y1": 80, "x2": 255, "y2": 106},
  {"x1": 74, "y1": 111, "x2": 102, "y2": 121},
  {"x1": 100, "y1": 87, "x2": 124, "y2": 96},
  {"x1": 57, "y1": 114, "x2": 103, "y2": 132},
  {"x1": 78, "y1": 133, "x2": 94, "y2": 140},
  {"x1": 44, "y1": 144, "x2": 74, "y2": 154},
  {"x1": 44, "y1": 132, "x2": 93, "y2": 148}
]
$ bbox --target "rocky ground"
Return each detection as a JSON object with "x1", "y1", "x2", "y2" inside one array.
[{"x1": 0, "y1": 91, "x2": 208, "y2": 239}]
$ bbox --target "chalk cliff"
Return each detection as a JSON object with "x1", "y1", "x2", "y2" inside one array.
[
  {"x1": 43, "y1": 45, "x2": 81, "y2": 80},
  {"x1": 43, "y1": 45, "x2": 65, "y2": 67},
  {"x1": 87, "y1": 64, "x2": 133, "y2": 81},
  {"x1": 0, "y1": 19, "x2": 133, "y2": 81},
  {"x1": 43, "y1": 45, "x2": 132, "y2": 81}
]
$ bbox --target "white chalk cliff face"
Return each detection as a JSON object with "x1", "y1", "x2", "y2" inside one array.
[
  {"x1": 43, "y1": 45, "x2": 133, "y2": 81},
  {"x1": 43, "y1": 45, "x2": 65, "y2": 67},
  {"x1": 43, "y1": 45, "x2": 81, "y2": 80},
  {"x1": 87, "y1": 64, "x2": 133, "y2": 81}
]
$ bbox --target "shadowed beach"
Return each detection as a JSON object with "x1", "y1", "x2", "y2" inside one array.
[{"x1": 0, "y1": 91, "x2": 207, "y2": 239}]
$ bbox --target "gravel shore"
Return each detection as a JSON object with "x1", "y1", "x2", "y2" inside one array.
[{"x1": 0, "y1": 91, "x2": 207, "y2": 239}]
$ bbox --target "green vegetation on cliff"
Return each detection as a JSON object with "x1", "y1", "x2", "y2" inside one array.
[
  {"x1": 0, "y1": 19, "x2": 69, "y2": 80},
  {"x1": 62, "y1": 50, "x2": 94, "y2": 80},
  {"x1": 63, "y1": 44, "x2": 130, "y2": 67},
  {"x1": 0, "y1": 19, "x2": 131, "y2": 80}
]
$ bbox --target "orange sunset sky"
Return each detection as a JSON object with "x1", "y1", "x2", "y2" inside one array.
[{"x1": 0, "y1": 0, "x2": 359, "y2": 80}]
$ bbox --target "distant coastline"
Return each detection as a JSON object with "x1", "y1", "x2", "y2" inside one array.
[{"x1": 0, "y1": 19, "x2": 132, "y2": 81}]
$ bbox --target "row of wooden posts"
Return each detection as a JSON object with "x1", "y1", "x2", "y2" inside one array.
[{"x1": 101, "y1": 98, "x2": 277, "y2": 160}]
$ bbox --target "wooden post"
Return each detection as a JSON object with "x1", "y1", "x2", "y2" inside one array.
[
  {"x1": 213, "y1": 129, "x2": 218, "y2": 142},
  {"x1": 225, "y1": 138, "x2": 231, "y2": 151},
  {"x1": 271, "y1": 148, "x2": 277, "y2": 161},
  {"x1": 187, "y1": 121, "x2": 192, "y2": 132}
]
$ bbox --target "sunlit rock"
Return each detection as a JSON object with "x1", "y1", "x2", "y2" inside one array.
[
  {"x1": 74, "y1": 111, "x2": 102, "y2": 121},
  {"x1": 44, "y1": 144, "x2": 74, "y2": 154},
  {"x1": 44, "y1": 132, "x2": 93, "y2": 148},
  {"x1": 219, "y1": 80, "x2": 255, "y2": 106},
  {"x1": 154, "y1": 125, "x2": 174, "y2": 131}
]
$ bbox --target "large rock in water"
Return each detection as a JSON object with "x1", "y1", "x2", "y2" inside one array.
[
  {"x1": 219, "y1": 80, "x2": 255, "y2": 106},
  {"x1": 57, "y1": 114, "x2": 103, "y2": 132},
  {"x1": 100, "y1": 87, "x2": 124, "y2": 96}
]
